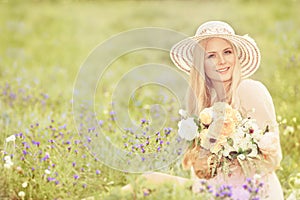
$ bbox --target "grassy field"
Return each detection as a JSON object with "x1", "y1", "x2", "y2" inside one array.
[{"x1": 1, "y1": 0, "x2": 300, "y2": 199}]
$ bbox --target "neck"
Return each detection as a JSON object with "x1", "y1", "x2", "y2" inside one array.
[{"x1": 211, "y1": 80, "x2": 231, "y2": 102}]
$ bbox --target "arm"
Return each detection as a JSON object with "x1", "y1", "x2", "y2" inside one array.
[{"x1": 237, "y1": 79, "x2": 282, "y2": 171}]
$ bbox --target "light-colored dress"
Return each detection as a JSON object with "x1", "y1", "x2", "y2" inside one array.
[{"x1": 192, "y1": 79, "x2": 284, "y2": 200}]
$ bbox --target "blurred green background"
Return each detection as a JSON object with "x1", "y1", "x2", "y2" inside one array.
[{"x1": 1, "y1": 0, "x2": 300, "y2": 199}]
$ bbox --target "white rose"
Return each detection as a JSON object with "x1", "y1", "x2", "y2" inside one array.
[{"x1": 178, "y1": 117, "x2": 198, "y2": 141}]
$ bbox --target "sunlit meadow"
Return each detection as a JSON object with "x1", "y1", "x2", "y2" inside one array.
[{"x1": 1, "y1": 0, "x2": 300, "y2": 199}]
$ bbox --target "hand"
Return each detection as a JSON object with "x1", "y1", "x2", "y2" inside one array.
[{"x1": 192, "y1": 147, "x2": 217, "y2": 179}]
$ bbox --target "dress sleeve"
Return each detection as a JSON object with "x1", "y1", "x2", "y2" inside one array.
[{"x1": 237, "y1": 79, "x2": 282, "y2": 171}]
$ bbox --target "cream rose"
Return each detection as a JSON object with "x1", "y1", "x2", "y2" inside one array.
[
  {"x1": 178, "y1": 117, "x2": 198, "y2": 141},
  {"x1": 207, "y1": 117, "x2": 235, "y2": 138},
  {"x1": 257, "y1": 132, "x2": 279, "y2": 155},
  {"x1": 199, "y1": 108, "x2": 213, "y2": 125},
  {"x1": 221, "y1": 118, "x2": 235, "y2": 136}
]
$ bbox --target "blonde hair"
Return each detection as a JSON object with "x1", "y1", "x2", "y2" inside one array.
[
  {"x1": 187, "y1": 38, "x2": 241, "y2": 115},
  {"x1": 183, "y1": 38, "x2": 242, "y2": 176}
]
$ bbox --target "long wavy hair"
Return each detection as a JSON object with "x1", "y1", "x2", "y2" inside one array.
[
  {"x1": 187, "y1": 38, "x2": 242, "y2": 116},
  {"x1": 182, "y1": 38, "x2": 242, "y2": 173}
]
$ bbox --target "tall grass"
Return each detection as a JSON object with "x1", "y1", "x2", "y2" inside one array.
[{"x1": 0, "y1": 0, "x2": 300, "y2": 199}]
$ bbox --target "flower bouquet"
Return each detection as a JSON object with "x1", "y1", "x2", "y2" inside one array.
[{"x1": 178, "y1": 102, "x2": 272, "y2": 179}]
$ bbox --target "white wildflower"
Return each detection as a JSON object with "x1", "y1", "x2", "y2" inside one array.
[
  {"x1": 22, "y1": 181, "x2": 28, "y2": 188},
  {"x1": 5, "y1": 135, "x2": 16, "y2": 143},
  {"x1": 253, "y1": 174, "x2": 261, "y2": 180},
  {"x1": 4, "y1": 155, "x2": 13, "y2": 169},
  {"x1": 45, "y1": 169, "x2": 51, "y2": 174},
  {"x1": 284, "y1": 126, "x2": 295, "y2": 135},
  {"x1": 18, "y1": 191, "x2": 25, "y2": 198},
  {"x1": 4, "y1": 155, "x2": 11, "y2": 162},
  {"x1": 4, "y1": 163, "x2": 12, "y2": 169}
]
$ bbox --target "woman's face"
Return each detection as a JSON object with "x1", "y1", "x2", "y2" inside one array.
[{"x1": 203, "y1": 38, "x2": 235, "y2": 83}]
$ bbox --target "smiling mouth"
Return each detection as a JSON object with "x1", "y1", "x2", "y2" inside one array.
[{"x1": 216, "y1": 67, "x2": 230, "y2": 73}]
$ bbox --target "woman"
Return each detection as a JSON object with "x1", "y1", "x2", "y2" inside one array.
[
  {"x1": 123, "y1": 21, "x2": 283, "y2": 199},
  {"x1": 170, "y1": 20, "x2": 283, "y2": 199}
]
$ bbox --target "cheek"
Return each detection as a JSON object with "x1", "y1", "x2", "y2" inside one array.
[
  {"x1": 228, "y1": 55, "x2": 236, "y2": 65},
  {"x1": 204, "y1": 60, "x2": 216, "y2": 71}
]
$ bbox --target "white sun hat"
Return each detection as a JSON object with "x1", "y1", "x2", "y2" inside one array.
[{"x1": 170, "y1": 21, "x2": 261, "y2": 78}]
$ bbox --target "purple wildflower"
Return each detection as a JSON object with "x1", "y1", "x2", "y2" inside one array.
[
  {"x1": 41, "y1": 154, "x2": 49, "y2": 161},
  {"x1": 87, "y1": 137, "x2": 91, "y2": 143},
  {"x1": 157, "y1": 146, "x2": 161, "y2": 152},
  {"x1": 109, "y1": 111, "x2": 116, "y2": 115},
  {"x1": 47, "y1": 177, "x2": 56, "y2": 182},
  {"x1": 32, "y1": 140, "x2": 40, "y2": 147},
  {"x1": 164, "y1": 127, "x2": 172, "y2": 136},
  {"x1": 65, "y1": 141, "x2": 71, "y2": 145},
  {"x1": 74, "y1": 174, "x2": 79, "y2": 180},
  {"x1": 59, "y1": 124, "x2": 67, "y2": 130},
  {"x1": 96, "y1": 170, "x2": 101, "y2": 175},
  {"x1": 143, "y1": 189, "x2": 150, "y2": 196},
  {"x1": 160, "y1": 140, "x2": 164, "y2": 145}
]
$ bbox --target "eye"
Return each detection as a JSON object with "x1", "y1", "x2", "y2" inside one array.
[
  {"x1": 224, "y1": 49, "x2": 233, "y2": 54},
  {"x1": 207, "y1": 54, "x2": 215, "y2": 59}
]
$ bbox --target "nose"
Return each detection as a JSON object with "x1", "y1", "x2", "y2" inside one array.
[{"x1": 218, "y1": 54, "x2": 226, "y2": 65}]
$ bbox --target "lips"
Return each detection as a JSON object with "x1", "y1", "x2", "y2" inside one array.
[{"x1": 216, "y1": 67, "x2": 230, "y2": 73}]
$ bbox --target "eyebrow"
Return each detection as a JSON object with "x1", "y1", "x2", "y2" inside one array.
[{"x1": 206, "y1": 47, "x2": 233, "y2": 54}]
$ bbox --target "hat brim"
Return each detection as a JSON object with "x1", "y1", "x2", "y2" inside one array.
[{"x1": 170, "y1": 34, "x2": 261, "y2": 79}]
